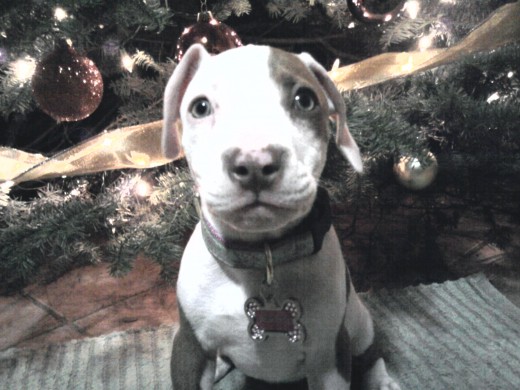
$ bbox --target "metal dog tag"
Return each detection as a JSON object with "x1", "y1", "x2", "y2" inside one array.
[
  {"x1": 245, "y1": 297, "x2": 305, "y2": 343},
  {"x1": 244, "y1": 243, "x2": 305, "y2": 342}
]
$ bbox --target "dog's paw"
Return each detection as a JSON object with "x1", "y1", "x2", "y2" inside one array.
[
  {"x1": 372, "y1": 376, "x2": 401, "y2": 390},
  {"x1": 363, "y1": 358, "x2": 401, "y2": 390}
]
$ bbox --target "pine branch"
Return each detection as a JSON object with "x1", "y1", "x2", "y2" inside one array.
[
  {"x1": 323, "y1": 0, "x2": 354, "y2": 30},
  {"x1": 0, "y1": 66, "x2": 35, "y2": 118},
  {"x1": 0, "y1": 164, "x2": 197, "y2": 293},
  {"x1": 344, "y1": 89, "x2": 430, "y2": 162},
  {"x1": 380, "y1": 17, "x2": 434, "y2": 50},
  {"x1": 266, "y1": 0, "x2": 311, "y2": 23},
  {"x1": 104, "y1": 167, "x2": 197, "y2": 277},
  {"x1": 109, "y1": 60, "x2": 175, "y2": 127},
  {"x1": 0, "y1": 185, "x2": 110, "y2": 291},
  {"x1": 213, "y1": 0, "x2": 252, "y2": 20}
]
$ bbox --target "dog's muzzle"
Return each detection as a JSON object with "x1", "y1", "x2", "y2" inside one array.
[{"x1": 223, "y1": 146, "x2": 287, "y2": 192}]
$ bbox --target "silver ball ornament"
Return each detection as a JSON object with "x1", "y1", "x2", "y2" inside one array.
[{"x1": 394, "y1": 152, "x2": 438, "y2": 190}]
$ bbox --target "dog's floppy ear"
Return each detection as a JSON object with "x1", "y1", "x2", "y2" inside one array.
[
  {"x1": 297, "y1": 53, "x2": 363, "y2": 173},
  {"x1": 162, "y1": 44, "x2": 210, "y2": 160}
]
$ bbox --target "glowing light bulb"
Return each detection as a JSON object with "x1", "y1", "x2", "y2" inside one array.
[
  {"x1": 121, "y1": 52, "x2": 134, "y2": 72},
  {"x1": 134, "y1": 179, "x2": 152, "y2": 197},
  {"x1": 405, "y1": 0, "x2": 420, "y2": 19},
  {"x1": 11, "y1": 57, "x2": 36, "y2": 82},
  {"x1": 418, "y1": 34, "x2": 434, "y2": 51},
  {"x1": 54, "y1": 7, "x2": 68, "y2": 21},
  {"x1": 487, "y1": 92, "x2": 500, "y2": 103}
]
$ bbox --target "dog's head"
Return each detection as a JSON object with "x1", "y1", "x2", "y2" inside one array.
[{"x1": 162, "y1": 44, "x2": 362, "y2": 241}]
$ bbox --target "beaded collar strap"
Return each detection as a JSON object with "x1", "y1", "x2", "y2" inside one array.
[{"x1": 201, "y1": 187, "x2": 332, "y2": 269}]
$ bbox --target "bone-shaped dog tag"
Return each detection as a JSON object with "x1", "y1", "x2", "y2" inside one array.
[{"x1": 244, "y1": 297, "x2": 305, "y2": 343}]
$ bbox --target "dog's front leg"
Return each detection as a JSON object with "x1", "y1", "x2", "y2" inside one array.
[
  {"x1": 171, "y1": 307, "x2": 215, "y2": 390},
  {"x1": 307, "y1": 368, "x2": 351, "y2": 390},
  {"x1": 307, "y1": 323, "x2": 352, "y2": 390}
]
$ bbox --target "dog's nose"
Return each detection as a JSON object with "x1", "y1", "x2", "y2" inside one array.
[{"x1": 224, "y1": 146, "x2": 286, "y2": 192}]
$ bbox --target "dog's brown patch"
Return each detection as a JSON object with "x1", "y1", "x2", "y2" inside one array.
[{"x1": 267, "y1": 48, "x2": 329, "y2": 142}]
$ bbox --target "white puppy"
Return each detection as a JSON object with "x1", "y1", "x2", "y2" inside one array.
[{"x1": 162, "y1": 44, "x2": 400, "y2": 390}]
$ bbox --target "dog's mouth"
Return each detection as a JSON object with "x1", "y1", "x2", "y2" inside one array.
[
  {"x1": 204, "y1": 185, "x2": 316, "y2": 215},
  {"x1": 230, "y1": 199, "x2": 290, "y2": 223},
  {"x1": 243, "y1": 199, "x2": 283, "y2": 211},
  {"x1": 239, "y1": 192, "x2": 312, "y2": 216},
  {"x1": 230, "y1": 192, "x2": 313, "y2": 219},
  {"x1": 201, "y1": 187, "x2": 317, "y2": 240},
  {"x1": 221, "y1": 200, "x2": 304, "y2": 237}
]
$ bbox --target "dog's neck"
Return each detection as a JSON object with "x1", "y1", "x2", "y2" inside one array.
[{"x1": 200, "y1": 188, "x2": 332, "y2": 268}]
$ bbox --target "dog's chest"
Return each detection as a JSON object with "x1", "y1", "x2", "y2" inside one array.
[{"x1": 176, "y1": 224, "x2": 348, "y2": 380}]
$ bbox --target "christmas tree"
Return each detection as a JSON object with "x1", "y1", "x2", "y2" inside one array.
[{"x1": 1, "y1": 0, "x2": 519, "y2": 294}]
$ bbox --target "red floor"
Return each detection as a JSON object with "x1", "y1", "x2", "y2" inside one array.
[{"x1": 0, "y1": 256, "x2": 178, "y2": 351}]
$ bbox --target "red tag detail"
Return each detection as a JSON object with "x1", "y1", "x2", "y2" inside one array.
[{"x1": 255, "y1": 309, "x2": 294, "y2": 333}]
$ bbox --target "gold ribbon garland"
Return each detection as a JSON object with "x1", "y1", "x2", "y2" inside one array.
[
  {"x1": 1, "y1": 2, "x2": 519, "y2": 186},
  {"x1": 0, "y1": 121, "x2": 172, "y2": 185},
  {"x1": 330, "y1": 1, "x2": 520, "y2": 90}
]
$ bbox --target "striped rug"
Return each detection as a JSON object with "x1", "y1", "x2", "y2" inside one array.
[
  {"x1": 1, "y1": 274, "x2": 519, "y2": 389},
  {"x1": 363, "y1": 274, "x2": 520, "y2": 390}
]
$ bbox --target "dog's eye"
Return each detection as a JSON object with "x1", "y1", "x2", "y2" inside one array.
[
  {"x1": 189, "y1": 98, "x2": 212, "y2": 118},
  {"x1": 294, "y1": 88, "x2": 317, "y2": 111}
]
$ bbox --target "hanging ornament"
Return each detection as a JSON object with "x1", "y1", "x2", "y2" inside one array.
[
  {"x1": 174, "y1": 1, "x2": 242, "y2": 62},
  {"x1": 31, "y1": 41, "x2": 103, "y2": 122},
  {"x1": 347, "y1": 0, "x2": 406, "y2": 23},
  {"x1": 393, "y1": 152, "x2": 438, "y2": 190}
]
